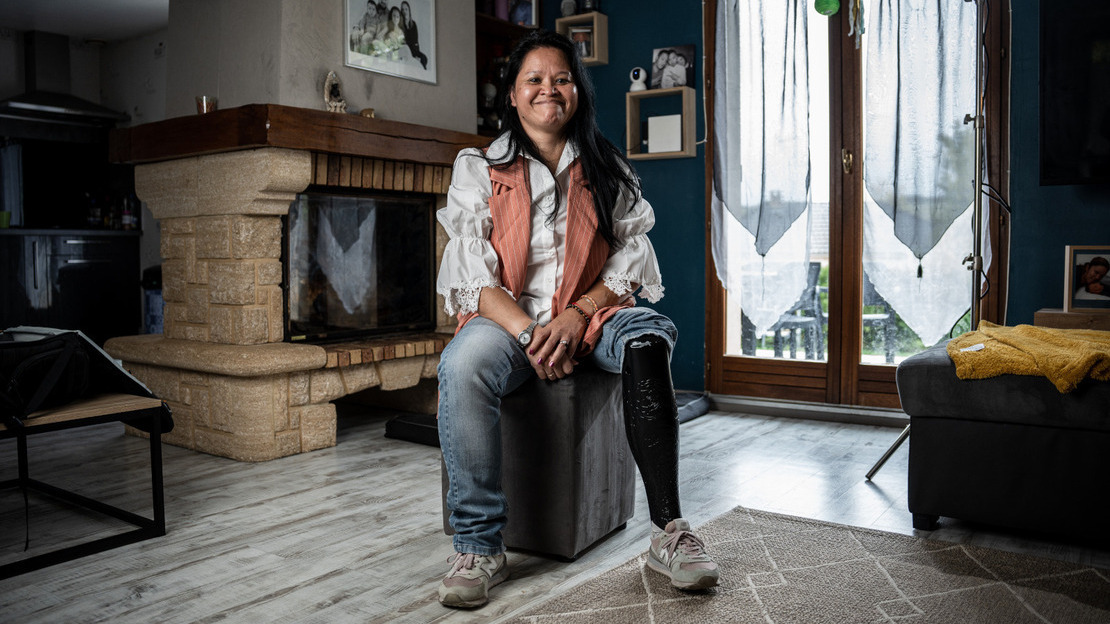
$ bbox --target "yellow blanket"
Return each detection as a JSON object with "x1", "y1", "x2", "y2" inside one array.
[{"x1": 947, "y1": 321, "x2": 1110, "y2": 392}]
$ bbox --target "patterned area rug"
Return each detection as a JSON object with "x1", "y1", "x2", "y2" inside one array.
[{"x1": 509, "y1": 507, "x2": 1110, "y2": 623}]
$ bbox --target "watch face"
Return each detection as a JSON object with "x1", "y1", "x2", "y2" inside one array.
[{"x1": 517, "y1": 331, "x2": 531, "y2": 346}]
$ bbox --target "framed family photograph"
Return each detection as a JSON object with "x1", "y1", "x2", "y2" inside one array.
[
  {"x1": 346, "y1": 0, "x2": 437, "y2": 84},
  {"x1": 1064, "y1": 245, "x2": 1110, "y2": 312},
  {"x1": 650, "y1": 44, "x2": 695, "y2": 89}
]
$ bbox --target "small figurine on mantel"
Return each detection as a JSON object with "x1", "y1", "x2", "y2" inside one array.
[{"x1": 324, "y1": 71, "x2": 348, "y2": 113}]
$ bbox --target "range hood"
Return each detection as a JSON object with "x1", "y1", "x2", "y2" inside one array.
[{"x1": 0, "y1": 31, "x2": 129, "y2": 139}]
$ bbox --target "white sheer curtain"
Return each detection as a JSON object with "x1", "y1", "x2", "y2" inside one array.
[
  {"x1": 712, "y1": 0, "x2": 984, "y2": 348},
  {"x1": 711, "y1": 0, "x2": 812, "y2": 335},
  {"x1": 863, "y1": 0, "x2": 981, "y2": 347}
]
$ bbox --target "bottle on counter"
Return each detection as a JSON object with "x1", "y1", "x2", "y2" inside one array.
[
  {"x1": 86, "y1": 192, "x2": 102, "y2": 228},
  {"x1": 122, "y1": 194, "x2": 137, "y2": 230}
]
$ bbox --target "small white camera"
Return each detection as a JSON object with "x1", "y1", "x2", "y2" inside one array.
[{"x1": 629, "y1": 67, "x2": 647, "y2": 92}]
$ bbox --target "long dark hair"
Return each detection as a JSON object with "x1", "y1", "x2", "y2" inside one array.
[{"x1": 491, "y1": 30, "x2": 640, "y2": 249}]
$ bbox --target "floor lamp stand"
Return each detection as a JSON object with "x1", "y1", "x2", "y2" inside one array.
[{"x1": 867, "y1": 0, "x2": 985, "y2": 481}]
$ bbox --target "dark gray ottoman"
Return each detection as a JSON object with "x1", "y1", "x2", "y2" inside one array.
[
  {"x1": 896, "y1": 341, "x2": 1110, "y2": 541},
  {"x1": 442, "y1": 364, "x2": 636, "y2": 560}
]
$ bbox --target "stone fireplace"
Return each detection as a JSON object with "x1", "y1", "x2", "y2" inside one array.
[{"x1": 105, "y1": 105, "x2": 485, "y2": 461}]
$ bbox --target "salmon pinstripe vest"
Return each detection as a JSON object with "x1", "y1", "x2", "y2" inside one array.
[{"x1": 454, "y1": 155, "x2": 634, "y2": 354}]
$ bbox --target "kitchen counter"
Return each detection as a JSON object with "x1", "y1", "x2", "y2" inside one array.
[{"x1": 0, "y1": 228, "x2": 141, "y2": 236}]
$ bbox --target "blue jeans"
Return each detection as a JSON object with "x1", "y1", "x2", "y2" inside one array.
[{"x1": 437, "y1": 307, "x2": 677, "y2": 555}]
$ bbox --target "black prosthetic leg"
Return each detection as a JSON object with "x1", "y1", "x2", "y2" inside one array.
[{"x1": 621, "y1": 334, "x2": 682, "y2": 529}]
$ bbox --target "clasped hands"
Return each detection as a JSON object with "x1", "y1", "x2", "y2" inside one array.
[{"x1": 527, "y1": 311, "x2": 588, "y2": 381}]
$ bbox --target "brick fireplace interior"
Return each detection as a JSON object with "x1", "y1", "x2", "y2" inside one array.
[{"x1": 104, "y1": 105, "x2": 485, "y2": 461}]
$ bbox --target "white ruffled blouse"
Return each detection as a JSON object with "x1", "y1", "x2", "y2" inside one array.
[{"x1": 435, "y1": 134, "x2": 664, "y2": 324}]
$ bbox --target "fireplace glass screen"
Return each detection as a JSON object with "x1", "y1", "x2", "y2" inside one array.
[{"x1": 285, "y1": 191, "x2": 434, "y2": 342}]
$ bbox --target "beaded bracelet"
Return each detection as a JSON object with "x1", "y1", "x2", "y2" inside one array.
[
  {"x1": 579, "y1": 294, "x2": 600, "y2": 315},
  {"x1": 566, "y1": 302, "x2": 591, "y2": 322}
]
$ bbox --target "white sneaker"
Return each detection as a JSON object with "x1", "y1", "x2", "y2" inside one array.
[
  {"x1": 646, "y1": 518, "x2": 720, "y2": 590},
  {"x1": 437, "y1": 552, "x2": 509, "y2": 608}
]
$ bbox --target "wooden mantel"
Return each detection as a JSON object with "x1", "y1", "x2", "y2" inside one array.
[{"x1": 109, "y1": 103, "x2": 486, "y2": 166}]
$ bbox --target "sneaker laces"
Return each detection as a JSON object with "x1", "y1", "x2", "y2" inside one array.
[
  {"x1": 659, "y1": 529, "x2": 712, "y2": 562},
  {"x1": 447, "y1": 552, "x2": 478, "y2": 576}
]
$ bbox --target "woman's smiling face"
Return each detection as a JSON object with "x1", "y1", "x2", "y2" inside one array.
[
  {"x1": 510, "y1": 46, "x2": 579, "y2": 139},
  {"x1": 1083, "y1": 264, "x2": 1108, "y2": 285}
]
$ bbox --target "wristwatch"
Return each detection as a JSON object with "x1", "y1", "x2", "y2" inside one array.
[{"x1": 516, "y1": 320, "x2": 539, "y2": 348}]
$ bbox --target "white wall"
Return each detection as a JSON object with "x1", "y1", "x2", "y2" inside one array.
[
  {"x1": 69, "y1": 39, "x2": 101, "y2": 102},
  {"x1": 163, "y1": 0, "x2": 476, "y2": 132},
  {"x1": 165, "y1": 0, "x2": 282, "y2": 119},
  {"x1": 277, "y1": 0, "x2": 476, "y2": 132},
  {"x1": 102, "y1": 30, "x2": 170, "y2": 271},
  {"x1": 102, "y1": 31, "x2": 168, "y2": 128}
]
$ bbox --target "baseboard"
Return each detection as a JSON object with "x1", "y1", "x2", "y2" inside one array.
[{"x1": 709, "y1": 394, "x2": 908, "y2": 428}]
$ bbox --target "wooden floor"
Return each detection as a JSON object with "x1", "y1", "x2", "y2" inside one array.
[{"x1": 2, "y1": 405, "x2": 1107, "y2": 623}]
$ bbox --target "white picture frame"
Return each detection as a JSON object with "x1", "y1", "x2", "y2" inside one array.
[
  {"x1": 346, "y1": 0, "x2": 437, "y2": 84},
  {"x1": 1064, "y1": 245, "x2": 1110, "y2": 312}
]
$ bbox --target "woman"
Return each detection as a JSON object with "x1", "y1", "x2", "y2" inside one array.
[
  {"x1": 1074, "y1": 256, "x2": 1110, "y2": 298},
  {"x1": 435, "y1": 30, "x2": 719, "y2": 609},
  {"x1": 400, "y1": 1, "x2": 428, "y2": 69},
  {"x1": 371, "y1": 6, "x2": 405, "y2": 61}
]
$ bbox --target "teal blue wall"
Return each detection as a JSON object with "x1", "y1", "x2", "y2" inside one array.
[
  {"x1": 545, "y1": 6, "x2": 707, "y2": 391},
  {"x1": 1008, "y1": 0, "x2": 1110, "y2": 324}
]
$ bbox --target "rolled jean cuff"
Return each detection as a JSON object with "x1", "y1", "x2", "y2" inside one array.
[
  {"x1": 587, "y1": 306, "x2": 678, "y2": 374},
  {"x1": 452, "y1": 538, "x2": 505, "y2": 557}
]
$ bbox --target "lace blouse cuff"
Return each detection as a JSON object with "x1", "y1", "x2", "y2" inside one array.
[
  {"x1": 438, "y1": 279, "x2": 514, "y2": 316},
  {"x1": 603, "y1": 273, "x2": 665, "y2": 304}
]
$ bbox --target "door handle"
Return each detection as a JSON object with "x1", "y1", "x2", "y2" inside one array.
[{"x1": 841, "y1": 148, "x2": 853, "y2": 175}]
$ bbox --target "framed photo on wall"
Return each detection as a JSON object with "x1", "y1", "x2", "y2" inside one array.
[
  {"x1": 650, "y1": 44, "x2": 695, "y2": 89},
  {"x1": 509, "y1": 0, "x2": 538, "y2": 28},
  {"x1": 346, "y1": 0, "x2": 437, "y2": 84},
  {"x1": 1063, "y1": 245, "x2": 1110, "y2": 312}
]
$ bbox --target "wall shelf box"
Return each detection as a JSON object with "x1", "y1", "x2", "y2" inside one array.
[
  {"x1": 555, "y1": 12, "x2": 608, "y2": 66},
  {"x1": 625, "y1": 86, "x2": 696, "y2": 160}
]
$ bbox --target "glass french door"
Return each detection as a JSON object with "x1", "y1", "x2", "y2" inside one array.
[{"x1": 705, "y1": 0, "x2": 1009, "y2": 407}]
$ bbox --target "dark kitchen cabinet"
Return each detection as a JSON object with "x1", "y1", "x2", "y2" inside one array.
[{"x1": 1, "y1": 230, "x2": 141, "y2": 345}]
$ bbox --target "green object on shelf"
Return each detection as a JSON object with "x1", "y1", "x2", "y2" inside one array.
[{"x1": 815, "y1": 0, "x2": 840, "y2": 16}]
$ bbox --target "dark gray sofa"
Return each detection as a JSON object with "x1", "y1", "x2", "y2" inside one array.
[{"x1": 896, "y1": 341, "x2": 1110, "y2": 541}]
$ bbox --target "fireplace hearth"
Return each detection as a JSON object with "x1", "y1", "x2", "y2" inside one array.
[{"x1": 104, "y1": 105, "x2": 485, "y2": 461}]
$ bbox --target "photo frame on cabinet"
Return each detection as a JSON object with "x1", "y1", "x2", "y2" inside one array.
[
  {"x1": 346, "y1": 0, "x2": 436, "y2": 84},
  {"x1": 1064, "y1": 245, "x2": 1110, "y2": 312}
]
